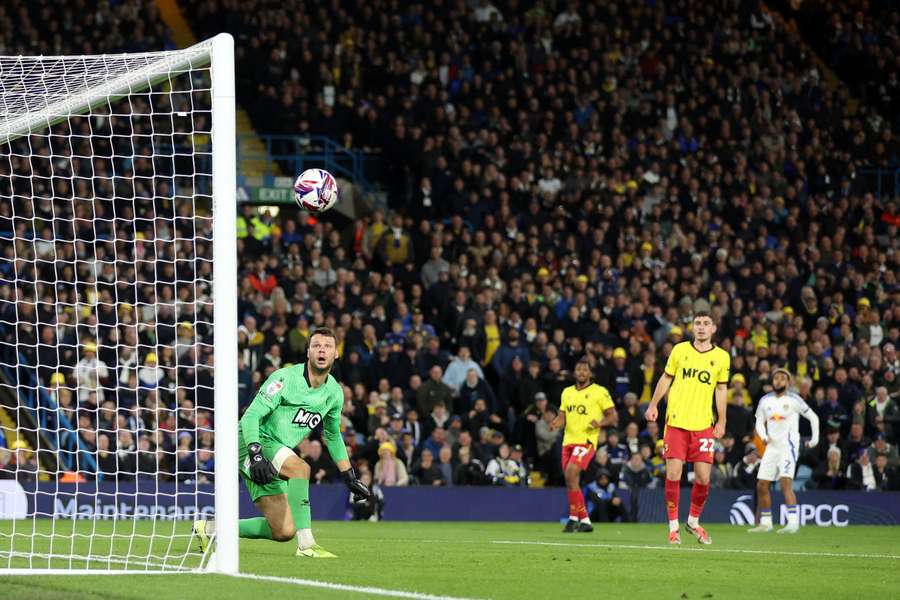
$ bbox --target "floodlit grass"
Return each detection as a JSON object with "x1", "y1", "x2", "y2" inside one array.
[{"x1": 2, "y1": 520, "x2": 899, "y2": 599}]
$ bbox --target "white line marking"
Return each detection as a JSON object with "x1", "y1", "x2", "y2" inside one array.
[
  {"x1": 491, "y1": 540, "x2": 900, "y2": 560},
  {"x1": 229, "y1": 572, "x2": 485, "y2": 600}
]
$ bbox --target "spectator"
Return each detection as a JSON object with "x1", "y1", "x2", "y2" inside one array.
[
  {"x1": 443, "y1": 348, "x2": 485, "y2": 395},
  {"x1": 411, "y1": 449, "x2": 445, "y2": 486},
  {"x1": 710, "y1": 445, "x2": 731, "y2": 489},
  {"x1": 535, "y1": 406, "x2": 562, "y2": 483},
  {"x1": 421, "y1": 247, "x2": 449, "y2": 290},
  {"x1": 617, "y1": 392, "x2": 645, "y2": 432},
  {"x1": 601, "y1": 430, "x2": 630, "y2": 479},
  {"x1": 599, "y1": 348, "x2": 641, "y2": 402},
  {"x1": 11, "y1": 440, "x2": 39, "y2": 483},
  {"x1": 732, "y1": 443, "x2": 761, "y2": 489},
  {"x1": 417, "y1": 367, "x2": 454, "y2": 416},
  {"x1": 726, "y1": 390, "x2": 754, "y2": 443},
  {"x1": 868, "y1": 433, "x2": 899, "y2": 468},
  {"x1": 814, "y1": 447, "x2": 847, "y2": 490},
  {"x1": 396, "y1": 431, "x2": 419, "y2": 474},
  {"x1": 375, "y1": 214, "x2": 414, "y2": 267},
  {"x1": 867, "y1": 386, "x2": 899, "y2": 442},
  {"x1": 727, "y1": 374, "x2": 753, "y2": 409},
  {"x1": 620, "y1": 451, "x2": 653, "y2": 520},
  {"x1": 422, "y1": 426, "x2": 448, "y2": 461},
  {"x1": 586, "y1": 469, "x2": 627, "y2": 523},
  {"x1": 74, "y1": 342, "x2": 109, "y2": 402},
  {"x1": 485, "y1": 443, "x2": 527, "y2": 486},
  {"x1": 846, "y1": 423, "x2": 872, "y2": 458},
  {"x1": 437, "y1": 446, "x2": 455, "y2": 487},
  {"x1": 464, "y1": 398, "x2": 502, "y2": 439},
  {"x1": 457, "y1": 370, "x2": 498, "y2": 416},
  {"x1": 374, "y1": 442, "x2": 409, "y2": 487},
  {"x1": 846, "y1": 448, "x2": 878, "y2": 491},
  {"x1": 453, "y1": 446, "x2": 486, "y2": 486},
  {"x1": 873, "y1": 455, "x2": 898, "y2": 491}
]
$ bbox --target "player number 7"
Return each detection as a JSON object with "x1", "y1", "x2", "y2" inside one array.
[{"x1": 698, "y1": 438, "x2": 714, "y2": 453}]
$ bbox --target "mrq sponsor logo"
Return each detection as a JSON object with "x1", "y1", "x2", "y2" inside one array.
[
  {"x1": 53, "y1": 498, "x2": 215, "y2": 520},
  {"x1": 729, "y1": 494, "x2": 849, "y2": 527}
]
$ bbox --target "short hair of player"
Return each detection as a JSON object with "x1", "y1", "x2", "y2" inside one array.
[
  {"x1": 576, "y1": 359, "x2": 593, "y2": 375},
  {"x1": 310, "y1": 327, "x2": 337, "y2": 343},
  {"x1": 693, "y1": 310, "x2": 715, "y2": 324}
]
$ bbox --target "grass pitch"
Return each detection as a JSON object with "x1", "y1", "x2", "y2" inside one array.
[{"x1": 2, "y1": 520, "x2": 899, "y2": 599}]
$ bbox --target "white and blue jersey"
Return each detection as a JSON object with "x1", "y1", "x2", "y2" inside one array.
[{"x1": 755, "y1": 391, "x2": 819, "y2": 481}]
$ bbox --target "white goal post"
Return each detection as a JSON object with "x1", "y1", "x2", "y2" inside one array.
[{"x1": 0, "y1": 34, "x2": 237, "y2": 574}]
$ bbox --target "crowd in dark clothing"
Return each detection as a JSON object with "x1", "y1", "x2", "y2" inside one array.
[
  {"x1": 198, "y1": 0, "x2": 900, "y2": 490},
  {"x1": 2, "y1": 1, "x2": 900, "y2": 495},
  {"x1": 0, "y1": 0, "x2": 212, "y2": 482}
]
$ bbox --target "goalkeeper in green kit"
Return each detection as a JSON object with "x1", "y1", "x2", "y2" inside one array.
[{"x1": 193, "y1": 327, "x2": 370, "y2": 558}]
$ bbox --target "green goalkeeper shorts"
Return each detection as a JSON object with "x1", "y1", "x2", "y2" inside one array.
[{"x1": 238, "y1": 442, "x2": 293, "y2": 502}]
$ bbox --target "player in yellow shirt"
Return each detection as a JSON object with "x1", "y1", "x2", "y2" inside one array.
[
  {"x1": 646, "y1": 311, "x2": 729, "y2": 545},
  {"x1": 550, "y1": 360, "x2": 617, "y2": 533}
]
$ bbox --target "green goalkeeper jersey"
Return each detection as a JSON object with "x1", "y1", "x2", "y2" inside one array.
[{"x1": 238, "y1": 363, "x2": 348, "y2": 463}]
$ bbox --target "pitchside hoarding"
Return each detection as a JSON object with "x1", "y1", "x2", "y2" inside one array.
[{"x1": 2, "y1": 482, "x2": 899, "y2": 525}]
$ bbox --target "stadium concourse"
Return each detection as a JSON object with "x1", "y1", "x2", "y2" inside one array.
[{"x1": 2, "y1": 0, "x2": 900, "y2": 515}]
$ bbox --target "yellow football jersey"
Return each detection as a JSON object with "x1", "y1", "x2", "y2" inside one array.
[
  {"x1": 562, "y1": 383, "x2": 615, "y2": 446},
  {"x1": 663, "y1": 341, "x2": 730, "y2": 431}
]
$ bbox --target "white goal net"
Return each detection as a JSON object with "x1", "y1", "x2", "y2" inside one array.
[{"x1": 0, "y1": 35, "x2": 237, "y2": 574}]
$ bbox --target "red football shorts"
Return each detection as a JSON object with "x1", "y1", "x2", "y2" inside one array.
[
  {"x1": 663, "y1": 425, "x2": 715, "y2": 464},
  {"x1": 562, "y1": 443, "x2": 596, "y2": 471}
]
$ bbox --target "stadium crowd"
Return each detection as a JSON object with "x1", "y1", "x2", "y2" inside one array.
[
  {"x1": 1, "y1": 0, "x2": 899, "y2": 505},
  {"x1": 769, "y1": 0, "x2": 899, "y2": 133},
  {"x1": 0, "y1": 0, "x2": 214, "y2": 484}
]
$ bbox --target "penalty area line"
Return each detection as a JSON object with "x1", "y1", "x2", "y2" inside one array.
[
  {"x1": 490, "y1": 540, "x2": 900, "y2": 560},
  {"x1": 228, "y1": 572, "x2": 485, "y2": 600}
]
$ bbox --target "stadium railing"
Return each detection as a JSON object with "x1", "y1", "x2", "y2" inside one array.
[
  {"x1": 859, "y1": 168, "x2": 900, "y2": 199},
  {"x1": 237, "y1": 133, "x2": 379, "y2": 196}
]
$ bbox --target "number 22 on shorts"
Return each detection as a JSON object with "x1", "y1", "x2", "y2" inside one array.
[
  {"x1": 572, "y1": 446, "x2": 589, "y2": 459},
  {"x1": 698, "y1": 438, "x2": 714, "y2": 453}
]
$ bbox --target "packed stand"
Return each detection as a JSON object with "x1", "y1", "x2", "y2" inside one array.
[
  {"x1": 186, "y1": 0, "x2": 900, "y2": 497},
  {"x1": 1, "y1": 0, "x2": 898, "y2": 500},
  {"x1": 769, "y1": 0, "x2": 900, "y2": 138},
  {"x1": 0, "y1": 0, "x2": 215, "y2": 484}
]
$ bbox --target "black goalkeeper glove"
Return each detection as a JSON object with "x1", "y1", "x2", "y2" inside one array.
[
  {"x1": 247, "y1": 443, "x2": 278, "y2": 485},
  {"x1": 341, "y1": 467, "x2": 371, "y2": 502}
]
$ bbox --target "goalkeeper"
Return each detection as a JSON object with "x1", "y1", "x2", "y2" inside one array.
[{"x1": 194, "y1": 327, "x2": 370, "y2": 558}]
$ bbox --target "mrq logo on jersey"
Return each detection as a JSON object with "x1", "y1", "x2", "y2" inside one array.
[{"x1": 729, "y1": 494, "x2": 849, "y2": 527}]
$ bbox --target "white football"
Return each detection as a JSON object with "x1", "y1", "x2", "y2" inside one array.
[{"x1": 294, "y1": 168, "x2": 339, "y2": 213}]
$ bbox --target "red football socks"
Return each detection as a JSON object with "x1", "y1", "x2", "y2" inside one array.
[
  {"x1": 567, "y1": 489, "x2": 586, "y2": 520},
  {"x1": 665, "y1": 479, "x2": 680, "y2": 521},
  {"x1": 689, "y1": 482, "x2": 710, "y2": 519}
]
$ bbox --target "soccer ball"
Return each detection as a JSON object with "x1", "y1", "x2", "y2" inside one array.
[{"x1": 294, "y1": 168, "x2": 339, "y2": 213}]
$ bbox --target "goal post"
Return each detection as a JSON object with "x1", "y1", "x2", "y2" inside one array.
[
  {"x1": 0, "y1": 34, "x2": 238, "y2": 574},
  {"x1": 210, "y1": 33, "x2": 239, "y2": 576}
]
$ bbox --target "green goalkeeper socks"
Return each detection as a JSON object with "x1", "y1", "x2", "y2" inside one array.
[
  {"x1": 288, "y1": 477, "x2": 312, "y2": 530},
  {"x1": 238, "y1": 517, "x2": 273, "y2": 539},
  {"x1": 237, "y1": 478, "x2": 310, "y2": 540}
]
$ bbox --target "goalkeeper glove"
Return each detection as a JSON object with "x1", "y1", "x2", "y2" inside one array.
[
  {"x1": 247, "y1": 443, "x2": 278, "y2": 485},
  {"x1": 341, "y1": 467, "x2": 371, "y2": 502}
]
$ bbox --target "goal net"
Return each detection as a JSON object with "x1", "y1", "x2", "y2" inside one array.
[{"x1": 0, "y1": 35, "x2": 238, "y2": 574}]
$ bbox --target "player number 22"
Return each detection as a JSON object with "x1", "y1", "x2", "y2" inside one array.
[
  {"x1": 698, "y1": 438, "x2": 714, "y2": 453},
  {"x1": 572, "y1": 446, "x2": 589, "y2": 458}
]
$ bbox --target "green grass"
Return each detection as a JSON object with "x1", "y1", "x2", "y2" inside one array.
[{"x1": 2, "y1": 520, "x2": 899, "y2": 599}]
